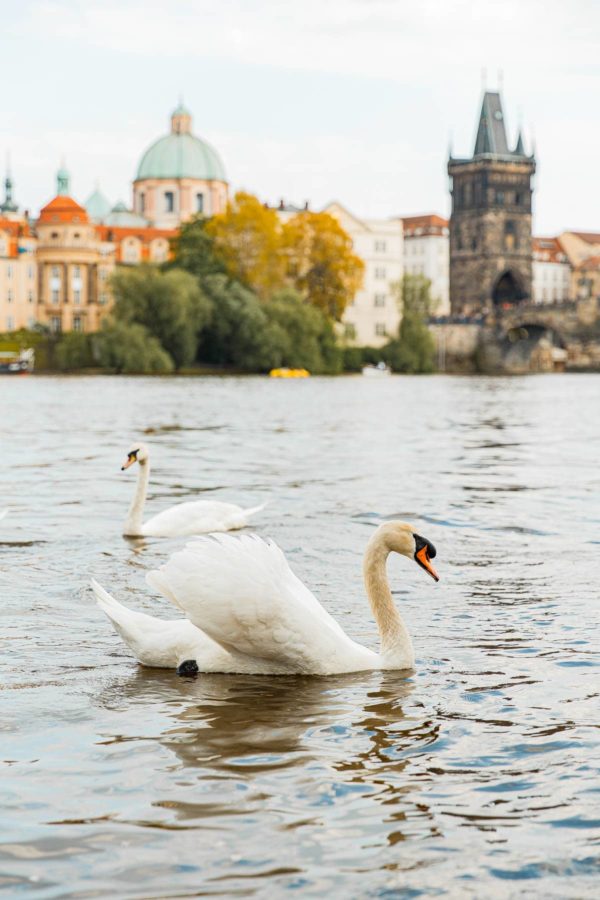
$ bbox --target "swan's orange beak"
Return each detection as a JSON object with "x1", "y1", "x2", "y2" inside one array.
[
  {"x1": 416, "y1": 545, "x2": 439, "y2": 582},
  {"x1": 121, "y1": 453, "x2": 137, "y2": 471}
]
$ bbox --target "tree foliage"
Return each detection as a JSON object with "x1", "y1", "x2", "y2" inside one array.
[
  {"x1": 282, "y1": 211, "x2": 364, "y2": 320},
  {"x1": 383, "y1": 274, "x2": 436, "y2": 373},
  {"x1": 264, "y1": 289, "x2": 342, "y2": 373},
  {"x1": 205, "y1": 192, "x2": 286, "y2": 299},
  {"x1": 94, "y1": 319, "x2": 174, "y2": 374},
  {"x1": 167, "y1": 215, "x2": 227, "y2": 280},
  {"x1": 110, "y1": 265, "x2": 211, "y2": 369},
  {"x1": 55, "y1": 332, "x2": 94, "y2": 370}
]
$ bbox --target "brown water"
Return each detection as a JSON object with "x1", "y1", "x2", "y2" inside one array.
[{"x1": 1, "y1": 374, "x2": 599, "y2": 899}]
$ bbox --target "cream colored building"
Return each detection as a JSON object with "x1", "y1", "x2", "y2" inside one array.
[
  {"x1": 325, "y1": 202, "x2": 403, "y2": 347},
  {"x1": 532, "y1": 237, "x2": 571, "y2": 304},
  {"x1": 401, "y1": 214, "x2": 450, "y2": 314},
  {"x1": 133, "y1": 105, "x2": 228, "y2": 228}
]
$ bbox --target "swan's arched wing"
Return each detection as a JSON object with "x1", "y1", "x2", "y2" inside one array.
[
  {"x1": 142, "y1": 500, "x2": 248, "y2": 536},
  {"x1": 146, "y1": 534, "x2": 356, "y2": 673}
]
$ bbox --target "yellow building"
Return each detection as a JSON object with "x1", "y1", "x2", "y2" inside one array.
[{"x1": 36, "y1": 169, "x2": 113, "y2": 333}]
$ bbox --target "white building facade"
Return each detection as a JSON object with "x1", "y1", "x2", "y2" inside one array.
[
  {"x1": 325, "y1": 202, "x2": 403, "y2": 347},
  {"x1": 401, "y1": 215, "x2": 449, "y2": 315},
  {"x1": 532, "y1": 237, "x2": 571, "y2": 304}
]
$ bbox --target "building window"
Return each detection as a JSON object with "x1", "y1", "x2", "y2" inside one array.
[
  {"x1": 74, "y1": 290, "x2": 81, "y2": 305},
  {"x1": 496, "y1": 191, "x2": 504, "y2": 205},
  {"x1": 99, "y1": 270, "x2": 107, "y2": 282},
  {"x1": 374, "y1": 240, "x2": 386, "y2": 252},
  {"x1": 73, "y1": 316, "x2": 82, "y2": 332},
  {"x1": 0, "y1": 239, "x2": 6, "y2": 255},
  {"x1": 196, "y1": 193, "x2": 204, "y2": 213},
  {"x1": 6, "y1": 316, "x2": 14, "y2": 331},
  {"x1": 374, "y1": 294, "x2": 386, "y2": 307},
  {"x1": 7, "y1": 264, "x2": 12, "y2": 279},
  {"x1": 52, "y1": 289, "x2": 60, "y2": 304},
  {"x1": 27, "y1": 264, "x2": 34, "y2": 279},
  {"x1": 7, "y1": 290, "x2": 13, "y2": 303},
  {"x1": 28, "y1": 290, "x2": 33, "y2": 303},
  {"x1": 139, "y1": 193, "x2": 146, "y2": 213},
  {"x1": 51, "y1": 316, "x2": 61, "y2": 333},
  {"x1": 344, "y1": 323, "x2": 356, "y2": 339},
  {"x1": 52, "y1": 266, "x2": 60, "y2": 278},
  {"x1": 515, "y1": 192, "x2": 522, "y2": 205},
  {"x1": 73, "y1": 265, "x2": 81, "y2": 278},
  {"x1": 375, "y1": 323, "x2": 387, "y2": 336},
  {"x1": 51, "y1": 232, "x2": 59, "y2": 240},
  {"x1": 99, "y1": 293, "x2": 107, "y2": 305},
  {"x1": 164, "y1": 191, "x2": 175, "y2": 213},
  {"x1": 374, "y1": 267, "x2": 386, "y2": 279}
]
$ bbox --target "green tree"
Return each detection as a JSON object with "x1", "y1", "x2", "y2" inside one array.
[
  {"x1": 110, "y1": 265, "x2": 211, "y2": 369},
  {"x1": 383, "y1": 274, "x2": 436, "y2": 373},
  {"x1": 55, "y1": 332, "x2": 94, "y2": 370},
  {"x1": 95, "y1": 320, "x2": 174, "y2": 374},
  {"x1": 265, "y1": 289, "x2": 342, "y2": 373},
  {"x1": 198, "y1": 275, "x2": 283, "y2": 371},
  {"x1": 167, "y1": 215, "x2": 227, "y2": 280}
]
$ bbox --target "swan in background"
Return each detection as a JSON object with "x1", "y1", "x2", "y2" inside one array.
[
  {"x1": 92, "y1": 521, "x2": 439, "y2": 675},
  {"x1": 121, "y1": 442, "x2": 266, "y2": 537}
]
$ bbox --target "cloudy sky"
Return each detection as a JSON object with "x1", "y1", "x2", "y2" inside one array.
[{"x1": 3, "y1": 0, "x2": 599, "y2": 233}]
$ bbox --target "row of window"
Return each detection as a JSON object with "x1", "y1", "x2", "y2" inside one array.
[
  {"x1": 1, "y1": 290, "x2": 35, "y2": 303},
  {"x1": 139, "y1": 191, "x2": 205, "y2": 215},
  {"x1": 344, "y1": 323, "x2": 388, "y2": 339},
  {"x1": 0, "y1": 262, "x2": 36, "y2": 279}
]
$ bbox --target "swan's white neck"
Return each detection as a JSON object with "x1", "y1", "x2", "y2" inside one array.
[
  {"x1": 363, "y1": 535, "x2": 414, "y2": 666},
  {"x1": 124, "y1": 461, "x2": 149, "y2": 536}
]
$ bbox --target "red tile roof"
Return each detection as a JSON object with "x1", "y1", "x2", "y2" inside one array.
[
  {"x1": 38, "y1": 195, "x2": 89, "y2": 225},
  {"x1": 532, "y1": 237, "x2": 569, "y2": 264},
  {"x1": 400, "y1": 214, "x2": 448, "y2": 236}
]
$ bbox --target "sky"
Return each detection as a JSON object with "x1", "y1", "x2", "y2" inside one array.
[{"x1": 2, "y1": 0, "x2": 599, "y2": 234}]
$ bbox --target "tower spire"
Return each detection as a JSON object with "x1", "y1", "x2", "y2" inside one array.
[
  {"x1": 57, "y1": 161, "x2": 70, "y2": 196},
  {"x1": 1, "y1": 153, "x2": 18, "y2": 214}
]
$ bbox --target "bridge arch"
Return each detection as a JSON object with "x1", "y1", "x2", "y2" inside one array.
[{"x1": 492, "y1": 269, "x2": 527, "y2": 308}]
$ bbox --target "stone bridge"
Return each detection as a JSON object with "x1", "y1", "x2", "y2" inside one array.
[{"x1": 430, "y1": 297, "x2": 600, "y2": 373}]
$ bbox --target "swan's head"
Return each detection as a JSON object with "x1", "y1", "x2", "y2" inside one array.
[
  {"x1": 121, "y1": 442, "x2": 149, "y2": 470},
  {"x1": 378, "y1": 521, "x2": 439, "y2": 582}
]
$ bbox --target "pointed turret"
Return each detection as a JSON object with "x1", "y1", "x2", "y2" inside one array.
[
  {"x1": 473, "y1": 91, "x2": 510, "y2": 157},
  {"x1": 57, "y1": 164, "x2": 70, "y2": 196},
  {"x1": 513, "y1": 129, "x2": 525, "y2": 156}
]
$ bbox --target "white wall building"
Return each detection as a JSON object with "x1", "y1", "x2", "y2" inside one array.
[
  {"x1": 401, "y1": 215, "x2": 449, "y2": 315},
  {"x1": 532, "y1": 237, "x2": 571, "y2": 304},
  {"x1": 325, "y1": 202, "x2": 403, "y2": 347}
]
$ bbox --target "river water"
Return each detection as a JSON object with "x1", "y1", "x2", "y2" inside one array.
[{"x1": 1, "y1": 374, "x2": 599, "y2": 898}]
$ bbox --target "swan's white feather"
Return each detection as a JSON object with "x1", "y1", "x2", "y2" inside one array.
[
  {"x1": 146, "y1": 534, "x2": 376, "y2": 674},
  {"x1": 140, "y1": 500, "x2": 265, "y2": 537}
]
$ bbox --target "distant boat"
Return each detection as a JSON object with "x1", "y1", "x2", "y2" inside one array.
[
  {"x1": 269, "y1": 368, "x2": 310, "y2": 378},
  {"x1": 0, "y1": 348, "x2": 34, "y2": 375},
  {"x1": 362, "y1": 361, "x2": 391, "y2": 377}
]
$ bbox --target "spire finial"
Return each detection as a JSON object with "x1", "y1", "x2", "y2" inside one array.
[{"x1": 57, "y1": 161, "x2": 70, "y2": 196}]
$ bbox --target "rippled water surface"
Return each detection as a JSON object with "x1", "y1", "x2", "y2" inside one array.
[{"x1": 1, "y1": 374, "x2": 599, "y2": 898}]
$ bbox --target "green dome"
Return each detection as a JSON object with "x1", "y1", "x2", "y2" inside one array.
[{"x1": 136, "y1": 132, "x2": 226, "y2": 182}]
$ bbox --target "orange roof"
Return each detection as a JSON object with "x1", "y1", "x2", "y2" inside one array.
[
  {"x1": 38, "y1": 195, "x2": 89, "y2": 225},
  {"x1": 0, "y1": 216, "x2": 32, "y2": 257},
  {"x1": 96, "y1": 225, "x2": 176, "y2": 242},
  {"x1": 401, "y1": 213, "x2": 448, "y2": 236},
  {"x1": 532, "y1": 236, "x2": 569, "y2": 264}
]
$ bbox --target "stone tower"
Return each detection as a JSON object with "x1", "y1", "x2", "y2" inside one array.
[{"x1": 448, "y1": 91, "x2": 535, "y2": 315}]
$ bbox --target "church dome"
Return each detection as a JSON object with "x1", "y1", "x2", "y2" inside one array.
[{"x1": 135, "y1": 106, "x2": 226, "y2": 182}]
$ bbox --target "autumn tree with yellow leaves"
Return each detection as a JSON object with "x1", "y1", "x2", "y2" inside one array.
[
  {"x1": 205, "y1": 192, "x2": 364, "y2": 318},
  {"x1": 282, "y1": 211, "x2": 364, "y2": 320}
]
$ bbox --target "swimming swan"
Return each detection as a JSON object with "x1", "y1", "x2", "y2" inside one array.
[
  {"x1": 92, "y1": 521, "x2": 439, "y2": 675},
  {"x1": 121, "y1": 442, "x2": 265, "y2": 537}
]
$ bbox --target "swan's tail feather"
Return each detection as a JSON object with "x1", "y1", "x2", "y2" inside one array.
[
  {"x1": 242, "y1": 501, "x2": 268, "y2": 521},
  {"x1": 90, "y1": 578, "x2": 132, "y2": 627}
]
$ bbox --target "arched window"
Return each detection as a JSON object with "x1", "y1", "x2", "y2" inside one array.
[
  {"x1": 164, "y1": 191, "x2": 175, "y2": 213},
  {"x1": 196, "y1": 193, "x2": 204, "y2": 214}
]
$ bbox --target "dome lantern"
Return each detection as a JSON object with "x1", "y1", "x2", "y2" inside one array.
[{"x1": 171, "y1": 103, "x2": 192, "y2": 135}]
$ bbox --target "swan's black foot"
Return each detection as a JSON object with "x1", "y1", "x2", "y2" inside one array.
[{"x1": 177, "y1": 659, "x2": 199, "y2": 678}]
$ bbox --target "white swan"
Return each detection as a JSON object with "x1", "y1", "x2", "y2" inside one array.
[
  {"x1": 120, "y1": 442, "x2": 266, "y2": 537},
  {"x1": 92, "y1": 521, "x2": 439, "y2": 675}
]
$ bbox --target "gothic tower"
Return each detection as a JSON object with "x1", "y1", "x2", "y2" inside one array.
[{"x1": 448, "y1": 91, "x2": 535, "y2": 315}]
